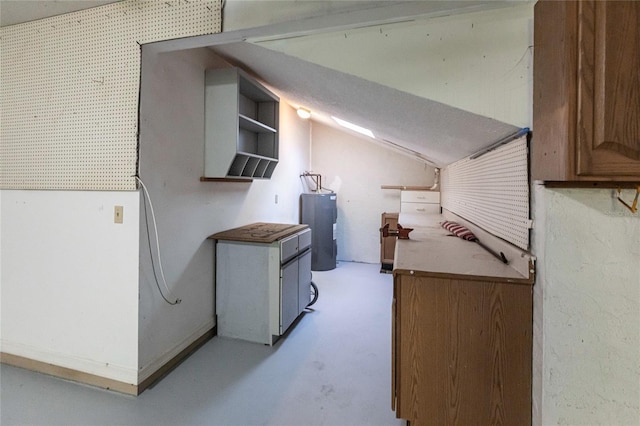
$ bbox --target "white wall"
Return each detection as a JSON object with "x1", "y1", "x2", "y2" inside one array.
[
  {"x1": 310, "y1": 122, "x2": 434, "y2": 263},
  {"x1": 0, "y1": 0, "x2": 221, "y2": 387},
  {"x1": 0, "y1": 190, "x2": 140, "y2": 383},
  {"x1": 0, "y1": 192, "x2": 3, "y2": 353},
  {"x1": 137, "y1": 47, "x2": 311, "y2": 377},
  {"x1": 532, "y1": 187, "x2": 640, "y2": 425}
]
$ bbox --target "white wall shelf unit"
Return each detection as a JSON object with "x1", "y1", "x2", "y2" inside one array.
[{"x1": 204, "y1": 67, "x2": 279, "y2": 180}]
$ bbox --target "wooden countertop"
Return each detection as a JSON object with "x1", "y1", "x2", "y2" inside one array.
[
  {"x1": 208, "y1": 222, "x2": 308, "y2": 243},
  {"x1": 394, "y1": 214, "x2": 533, "y2": 284}
]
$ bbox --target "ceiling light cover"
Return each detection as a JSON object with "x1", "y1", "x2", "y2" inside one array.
[{"x1": 297, "y1": 107, "x2": 311, "y2": 119}]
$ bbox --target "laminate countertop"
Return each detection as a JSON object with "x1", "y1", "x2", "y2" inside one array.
[
  {"x1": 208, "y1": 222, "x2": 308, "y2": 244},
  {"x1": 394, "y1": 213, "x2": 533, "y2": 284}
]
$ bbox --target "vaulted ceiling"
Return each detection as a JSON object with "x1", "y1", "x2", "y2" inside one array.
[
  {"x1": 1, "y1": 0, "x2": 534, "y2": 166},
  {"x1": 192, "y1": 0, "x2": 534, "y2": 166},
  {"x1": 209, "y1": 40, "x2": 520, "y2": 166}
]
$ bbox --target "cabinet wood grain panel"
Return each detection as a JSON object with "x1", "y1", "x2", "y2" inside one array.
[
  {"x1": 532, "y1": 0, "x2": 578, "y2": 181},
  {"x1": 394, "y1": 275, "x2": 532, "y2": 425},
  {"x1": 578, "y1": 0, "x2": 640, "y2": 176},
  {"x1": 532, "y1": 0, "x2": 640, "y2": 183},
  {"x1": 381, "y1": 213, "x2": 399, "y2": 269}
]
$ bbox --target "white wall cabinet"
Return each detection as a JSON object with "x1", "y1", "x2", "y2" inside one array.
[
  {"x1": 204, "y1": 67, "x2": 279, "y2": 180},
  {"x1": 400, "y1": 190, "x2": 440, "y2": 214},
  {"x1": 214, "y1": 226, "x2": 311, "y2": 345}
]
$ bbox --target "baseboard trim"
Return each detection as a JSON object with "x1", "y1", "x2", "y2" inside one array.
[
  {"x1": 1, "y1": 326, "x2": 216, "y2": 396},
  {"x1": 137, "y1": 326, "x2": 215, "y2": 394},
  {"x1": 0, "y1": 352, "x2": 138, "y2": 395}
]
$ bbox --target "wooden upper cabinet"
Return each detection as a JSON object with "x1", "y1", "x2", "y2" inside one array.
[{"x1": 532, "y1": 0, "x2": 640, "y2": 183}]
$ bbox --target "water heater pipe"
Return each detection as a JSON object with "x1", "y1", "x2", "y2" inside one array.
[
  {"x1": 430, "y1": 168, "x2": 440, "y2": 191},
  {"x1": 301, "y1": 172, "x2": 322, "y2": 192}
]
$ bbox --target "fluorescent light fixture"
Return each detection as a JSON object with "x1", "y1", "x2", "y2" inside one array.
[
  {"x1": 297, "y1": 107, "x2": 311, "y2": 119},
  {"x1": 331, "y1": 116, "x2": 374, "y2": 138}
]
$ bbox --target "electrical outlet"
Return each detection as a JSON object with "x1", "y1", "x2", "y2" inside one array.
[{"x1": 114, "y1": 206, "x2": 123, "y2": 224}]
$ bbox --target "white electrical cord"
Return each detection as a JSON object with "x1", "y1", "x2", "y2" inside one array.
[{"x1": 135, "y1": 176, "x2": 181, "y2": 305}]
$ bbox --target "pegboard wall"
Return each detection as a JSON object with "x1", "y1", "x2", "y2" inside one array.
[
  {"x1": 0, "y1": 0, "x2": 221, "y2": 190},
  {"x1": 441, "y1": 135, "x2": 531, "y2": 250}
]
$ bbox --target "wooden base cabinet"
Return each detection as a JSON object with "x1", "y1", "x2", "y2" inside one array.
[{"x1": 392, "y1": 274, "x2": 532, "y2": 426}]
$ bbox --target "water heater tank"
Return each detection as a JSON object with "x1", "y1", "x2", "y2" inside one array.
[{"x1": 300, "y1": 193, "x2": 337, "y2": 271}]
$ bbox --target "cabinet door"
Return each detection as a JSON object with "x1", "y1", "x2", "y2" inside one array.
[
  {"x1": 394, "y1": 275, "x2": 532, "y2": 425},
  {"x1": 280, "y1": 259, "x2": 299, "y2": 334},
  {"x1": 297, "y1": 250, "x2": 312, "y2": 313},
  {"x1": 577, "y1": 0, "x2": 640, "y2": 177},
  {"x1": 381, "y1": 213, "x2": 398, "y2": 266},
  {"x1": 532, "y1": 0, "x2": 640, "y2": 182}
]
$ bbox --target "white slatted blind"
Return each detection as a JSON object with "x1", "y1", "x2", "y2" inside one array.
[
  {"x1": 0, "y1": 0, "x2": 221, "y2": 190},
  {"x1": 441, "y1": 136, "x2": 530, "y2": 250}
]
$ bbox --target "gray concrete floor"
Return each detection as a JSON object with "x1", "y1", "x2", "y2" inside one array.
[{"x1": 0, "y1": 261, "x2": 404, "y2": 426}]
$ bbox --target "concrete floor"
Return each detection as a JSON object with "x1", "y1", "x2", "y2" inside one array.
[{"x1": 1, "y1": 261, "x2": 404, "y2": 426}]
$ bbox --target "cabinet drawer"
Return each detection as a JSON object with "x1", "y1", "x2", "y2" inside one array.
[
  {"x1": 400, "y1": 191, "x2": 440, "y2": 203},
  {"x1": 401, "y1": 202, "x2": 440, "y2": 214},
  {"x1": 280, "y1": 229, "x2": 311, "y2": 264},
  {"x1": 280, "y1": 234, "x2": 299, "y2": 264},
  {"x1": 298, "y1": 228, "x2": 312, "y2": 252}
]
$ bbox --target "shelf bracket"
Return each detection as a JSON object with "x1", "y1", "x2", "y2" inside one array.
[{"x1": 617, "y1": 186, "x2": 639, "y2": 214}]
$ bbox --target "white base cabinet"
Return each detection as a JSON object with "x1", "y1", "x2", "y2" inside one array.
[{"x1": 215, "y1": 228, "x2": 311, "y2": 345}]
